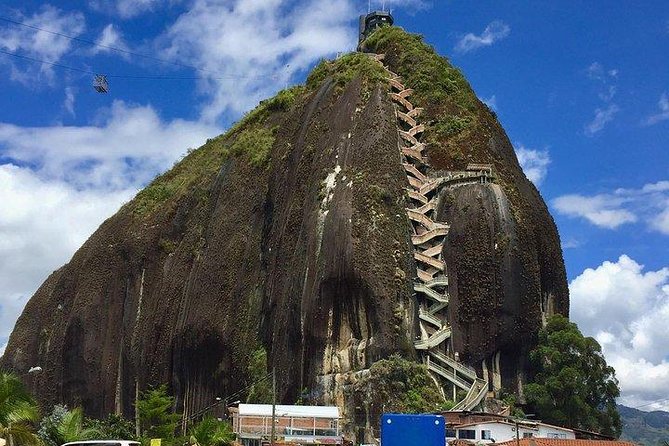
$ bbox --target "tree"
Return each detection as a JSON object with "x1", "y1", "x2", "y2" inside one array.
[
  {"x1": 86, "y1": 414, "x2": 136, "y2": 440},
  {"x1": 55, "y1": 407, "x2": 101, "y2": 443},
  {"x1": 0, "y1": 372, "x2": 41, "y2": 446},
  {"x1": 245, "y1": 348, "x2": 272, "y2": 404},
  {"x1": 524, "y1": 315, "x2": 622, "y2": 437},
  {"x1": 136, "y1": 385, "x2": 180, "y2": 439},
  {"x1": 189, "y1": 416, "x2": 234, "y2": 446}
]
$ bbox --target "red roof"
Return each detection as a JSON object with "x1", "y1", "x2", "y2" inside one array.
[{"x1": 495, "y1": 439, "x2": 637, "y2": 446}]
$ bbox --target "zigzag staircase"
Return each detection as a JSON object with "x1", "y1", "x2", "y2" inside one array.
[{"x1": 371, "y1": 53, "x2": 491, "y2": 411}]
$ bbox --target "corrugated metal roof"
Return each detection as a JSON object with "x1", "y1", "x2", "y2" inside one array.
[{"x1": 237, "y1": 404, "x2": 340, "y2": 418}]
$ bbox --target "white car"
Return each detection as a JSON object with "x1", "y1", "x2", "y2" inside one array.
[{"x1": 62, "y1": 441, "x2": 141, "y2": 446}]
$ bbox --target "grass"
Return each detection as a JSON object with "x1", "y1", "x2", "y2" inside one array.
[
  {"x1": 229, "y1": 126, "x2": 277, "y2": 168},
  {"x1": 363, "y1": 27, "x2": 474, "y2": 108},
  {"x1": 306, "y1": 53, "x2": 388, "y2": 92}
]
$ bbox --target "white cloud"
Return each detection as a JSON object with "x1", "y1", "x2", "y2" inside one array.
[
  {"x1": 63, "y1": 87, "x2": 75, "y2": 116},
  {"x1": 553, "y1": 194, "x2": 635, "y2": 228},
  {"x1": 553, "y1": 180, "x2": 669, "y2": 234},
  {"x1": 0, "y1": 6, "x2": 85, "y2": 85},
  {"x1": 89, "y1": 0, "x2": 171, "y2": 19},
  {"x1": 515, "y1": 144, "x2": 550, "y2": 186},
  {"x1": 584, "y1": 103, "x2": 620, "y2": 136},
  {"x1": 157, "y1": 0, "x2": 360, "y2": 121},
  {"x1": 0, "y1": 100, "x2": 219, "y2": 189},
  {"x1": 0, "y1": 164, "x2": 137, "y2": 353},
  {"x1": 570, "y1": 255, "x2": 669, "y2": 410},
  {"x1": 454, "y1": 21, "x2": 510, "y2": 54},
  {"x1": 92, "y1": 24, "x2": 128, "y2": 55},
  {"x1": 643, "y1": 92, "x2": 669, "y2": 126},
  {"x1": 584, "y1": 62, "x2": 619, "y2": 136}
]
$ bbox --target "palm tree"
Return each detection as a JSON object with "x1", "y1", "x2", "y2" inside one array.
[
  {"x1": 189, "y1": 416, "x2": 235, "y2": 446},
  {"x1": 0, "y1": 372, "x2": 42, "y2": 446},
  {"x1": 55, "y1": 408, "x2": 100, "y2": 443}
]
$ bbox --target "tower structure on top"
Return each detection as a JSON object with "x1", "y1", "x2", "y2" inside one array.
[{"x1": 358, "y1": 10, "x2": 394, "y2": 47}]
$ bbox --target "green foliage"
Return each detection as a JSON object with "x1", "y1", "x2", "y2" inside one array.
[
  {"x1": 136, "y1": 385, "x2": 181, "y2": 439},
  {"x1": 189, "y1": 416, "x2": 235, "y2": 446},
  {"x1": 229, "y1": 86, "x2": 305, "y2": 134},
  {"x1": 363, "y1": 27, "x2": 472, "y2": 107},
  {"x1": 0, "y1": 372, "x2": 41, "y2": 445},
  {"x1": 353, "y1": 355, "x2": 447, "y2": 413},
  {"x1": 228, "y1": 127, "x2": 277, "y2": 168},
  {"x1": 431, "y1": 115, "x2": 472, "y2": 139},
  {"x1": 524, "y1": 315, "x2": 622, "y2": 437},
  {"x1": 306, "y1": 53, "x2": 388, "y2": 91},
  {"x1": 246, "y1": 348, "x2": 272, "y2": 404},
  {"x1": 39, "y1": 405, "x2": 69, "y2": 446},
  {"x1": 56, "y1": 407, "x2": 102, "y2": 443},
  {"x1": 86, "y1": 414, "x2": 137, "y2": 440}
]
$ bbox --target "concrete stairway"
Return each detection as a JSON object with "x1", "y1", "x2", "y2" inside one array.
[{"x1": 371, "y1": 52, "x2": 494, "y2": 412}]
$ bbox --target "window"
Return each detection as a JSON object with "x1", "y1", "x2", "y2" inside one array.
[
  {"x1": 523, "y1": 433, "x2": 534, "y2": 438},
  {"x1": 481, "y1": 430, "x2": 492, "y2": 440},
  {"x1": 446, "y1": 429, "x2": 457, "y2": 438},
  {"x1": 546, "y1": 433, "x2": 567, "y2": 439},
  {"x1": 458, "y1": 430, "x2": 476, "y2": 440}
]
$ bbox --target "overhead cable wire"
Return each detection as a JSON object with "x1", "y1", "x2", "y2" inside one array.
[
  {"x1": 0, "y1": 15, "x2": 219, "y2": 76},
  {"x1": 633, "y1": 397, "x2": 669, "y2": 409},
  {"x1": 0, "y1": 48, "x2": 277, "y2": 81}
]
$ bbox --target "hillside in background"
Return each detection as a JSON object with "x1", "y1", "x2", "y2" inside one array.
[{"x1": 619, "y1": 404, "x2": 669, "y2": 446}]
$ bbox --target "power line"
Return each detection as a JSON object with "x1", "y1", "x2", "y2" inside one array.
[
  {"x1": 0, "y1": 48, "x2": 276, "y2": 81},
  {"x1": 0, "y1": 48, "x2": 94, "y2": 74},
  {"x1": 0, "y1": 15, "x2": 220, "y2": 76},
  {"x1": 634, "y1": 397, "x2": 669, "y2": 409}
]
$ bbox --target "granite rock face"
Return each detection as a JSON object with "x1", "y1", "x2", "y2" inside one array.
[{"x1": 1, "y1": 28, "x2": 568, "y2": 423}]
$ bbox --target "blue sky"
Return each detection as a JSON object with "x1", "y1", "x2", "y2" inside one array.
[{"x1": 0, "y1": 0, "x2": 667, "y2": 411}]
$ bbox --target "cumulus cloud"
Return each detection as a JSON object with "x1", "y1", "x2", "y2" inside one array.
[
  {"x1": 584, "y1": 62, "x2": 619, "y2": 136},
  {"x1": 553, "y1": 180, "x2": 669, "y2": 233},
  {"x1": 0, "y1": 100, "x2": 219, "y2": 189},
  {"x1": 454, "y1": 21, "x2": 510, "y2": 54},
  {"x1": 515, "y1": 144, "x2": 550, "y2": 186},
  {"x1": 156, "y1": 0, "x2": 359, "y2": 121},
  {"x1": 0, "y1": 6, "x2": 85, "y2": 85},
  {"x1": 570, "y1": 255, "x2": 669, "y2": 410},
  {"x1": 0, "y1": 164, "x2": 137, "y2": 353},
  {"x1": 643, "y1": 92, "x2": 669, "y2": 126}
]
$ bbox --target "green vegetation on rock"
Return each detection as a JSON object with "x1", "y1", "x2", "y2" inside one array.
[
  {"x1": 229, "y1": 126, "x2": 277, "y2": 168},
  {"x1": 306, "y1": 53, "x2": 388, "y2": 92},
  {"x1": 246, "y1": 347, "x2": 273, "y2": 404},
  {"x1": 524, "y1": 315, "x2": 622, "y2": 437},
  {"x1": 350, "y1": 355, "x2": 450, "y2": 414}
]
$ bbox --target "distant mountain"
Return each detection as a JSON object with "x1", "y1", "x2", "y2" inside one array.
[{"x1": 619, "y1": 404, "x2": 669, "y2": 445}]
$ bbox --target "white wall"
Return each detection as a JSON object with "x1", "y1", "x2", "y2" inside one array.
[{"x1": 454, "y1": 422, "x2": 574, "y2": 444}]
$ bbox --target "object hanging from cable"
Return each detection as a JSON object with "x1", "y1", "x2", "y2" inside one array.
[{"x1": 93, "y1": 74, "x2": 109, "y2": 93}]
